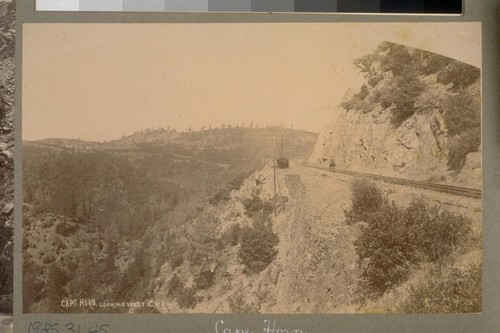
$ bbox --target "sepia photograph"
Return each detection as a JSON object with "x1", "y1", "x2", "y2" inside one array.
[
  {"x1": 22, "y1": 22, "x2": 481, "y2": 314},
  {"x1": 0, "y1": 0, "x2": 14, "y2": 330}
]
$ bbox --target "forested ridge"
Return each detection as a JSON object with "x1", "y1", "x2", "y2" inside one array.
[{"x1": 22, "y1": 127, "x2": 317, "y2": 313}]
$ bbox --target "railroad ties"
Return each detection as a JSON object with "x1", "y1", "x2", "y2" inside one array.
[{"x1": 302, "y1": 164, "x2": 482, "y2": 199}]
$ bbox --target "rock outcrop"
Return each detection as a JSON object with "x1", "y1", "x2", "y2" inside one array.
[
  {"x1": 310, "y1": 102, "x2": 449, "y2": 177},
  {"x1": 310, "y1": 42, "x2": 481, "y2": 189}
]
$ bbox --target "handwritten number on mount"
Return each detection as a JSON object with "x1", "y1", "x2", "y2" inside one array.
[
  {"x1": 28, "y1": 322, "x2": 110, "y2": 333},
  {"x1": 65, "y1": 323, "x2": 79, "y2": 333}
]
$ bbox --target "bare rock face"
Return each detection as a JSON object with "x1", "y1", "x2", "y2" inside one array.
[
  {"x1": 310, "y1": 42, "x2": 481, "y2": 186},
  {"x1": 310, "y1": 105, "x2": 449, "y2": 178}
]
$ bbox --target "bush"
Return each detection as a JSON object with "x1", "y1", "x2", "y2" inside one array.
[
  {"x1": 166, "y1": 274, "x2": 183, "y2": 297},
  {"x1": 400, "y1": 263, "x2": 481, "y2": 313},
  {"x1": 341, "y1": 94, "x2": 373, "y2": 113},
  {"x1": 388, "y1": 73, "x2": 426, "y2": 127},
  {"x1": 439, "y1": 90, "x2": 481, "y2": 172},
  {"x1": 194, "y1": 270, "x2": 215, "y2": 290},
  {"x1": 347, "y1": 181, "x2": 472, "y2": 295},
  {"x1": 209, "y1": 171, "x2": 252, "y2": 205},
  {"x1": 437, "y1": 62, "x2": 480, "y2": 91},
  {"x1": 243, "y1": 195, "x2": 274, "y2": 221},
  {"x1": 276, "y1": 157, "x2": 289, "y2": 169},
  {"x1": 168, "y1": 245, "x2": 184, "y2": 269},
  {"x1": 177, "y1": 287, "x2": 197, "y2": 309},
  {"x1": 238, "y1": 222, "x2": 279, "y2": 274},
  {"x1": 221, "y1": 223, "x2": 241, "y2": 247},
  {"x1": 165, "y1": 274, "x2": 198, "y2": 309},
  {"x1": 55, "y1": 221, "x2": 79, "y2": 237},
  {"x1": 441, "y1": 91, "x2": 480, "y2": 137},
  {"x1": 345, "y1": 179, "x2": 386, "y2": 225}
]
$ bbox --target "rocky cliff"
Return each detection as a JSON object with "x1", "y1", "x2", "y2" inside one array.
[{"x1": 310, "y1": 42, "x2": 481, "y2": 189}]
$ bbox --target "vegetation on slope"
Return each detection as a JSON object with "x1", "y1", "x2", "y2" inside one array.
[
  {"x1": 345, "y1": 179, "x2": 479, "y2": 311},
  {"x1": 23, "y1": 127, "x2": 309, "y2": 313},
  {"x1": 239, "y1": 194, "x2": 279, "y2": 274},
  {"x1": 341, "y1": 41, "x2": 481, "y2": 172}
]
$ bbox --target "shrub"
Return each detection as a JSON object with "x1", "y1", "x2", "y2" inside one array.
[
  {"x1": 243, "y1": 195, "x2": 274, "y2": 221},
  {"x1": 177, "y1": 287, "x2": 197, "y2": 309},
  {"x1": 194, "y1": 270, "x2": 215, "y2": 290},
  {"x1": 276, "y1": 157, "x2": 289, "y2": 169},
  {"x1": 388, "y1": 73, "x2": 426, "y2": 127},
  {"x1": 441, "y1": 91, "x2": 480, "y2": 137},
  {"x1": 229, "y1": 294, "x2": 256, "y2": 313},
  {"x1": 168, "y1": 245, "x2": 184, "y2": 269},
  {"x1": 367, "y1": 74, "x2": 384, "y2": 87},
  {"x1": 55, "y1": 221, "x2": 79, "y2": 237},
  {"x1": 400, "y1": 263, "x2": 481, "y2": 313},
  {"x1": 347, "y1": 181, "x2": 472, "y2": 295},
  {"x1": 437, "y1": 62, "x2": 480, "y2": 91},
  {"x1": 341, "y1": 94, "x2": 373, "y2": 114},
  {"x1": 221, "y1": 223, "x2": 241, "y2": 247},
  {"x1": 344, "y1": 179, "x2": 386, "y2": 225},
  {"x1": 238, "y1": 222, "x2": 279, "y2": 274},
  {"x1": 439, "y1": 90, "x2": 481, "y2": 172},
  {"x1": 166, "y1": 274, "x2": 183, "y2": 297},
  {"x1": 209, "y1": 171, "x2": 252, "y2": 205},
  {"x1": 165, "y1": 274, "x2": 198, "y2": 309}
]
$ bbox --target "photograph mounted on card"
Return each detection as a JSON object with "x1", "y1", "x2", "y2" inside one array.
[{"x1": 21, "y1": 22, "x2": 481, "y2": 314}]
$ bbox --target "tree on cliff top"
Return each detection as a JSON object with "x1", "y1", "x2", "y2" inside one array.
[{"x1": 345, "y1": 41, "x2": 480, "y2": 130}]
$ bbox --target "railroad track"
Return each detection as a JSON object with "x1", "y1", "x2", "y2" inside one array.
[{"x1": 301, "y1": 163, "x2": 482, "y2": 199}]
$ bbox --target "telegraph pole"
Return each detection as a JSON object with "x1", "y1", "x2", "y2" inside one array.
[
  {"x1": 280, "y1": 134, "x2": 284, "y2": 158},
  {"x1": 273, "y1": 136, "x2": 277, "y2": 214}
]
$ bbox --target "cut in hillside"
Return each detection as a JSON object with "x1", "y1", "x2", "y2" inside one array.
[{"x1": 310, "y1": 41, "x2": 481, "y2": 189}]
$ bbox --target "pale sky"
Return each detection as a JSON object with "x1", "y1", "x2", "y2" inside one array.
[{"x1": 22, "y1": 22, "x2": 481, "y2": 141}]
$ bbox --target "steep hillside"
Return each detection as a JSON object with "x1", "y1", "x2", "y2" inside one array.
[
  {"x1": 23, "y1": 126, "x2": 480, "y2": 313},
  {"x1": 22, "y1": 127, "x2": 317, "y2": 313},
  {"x1": 149, "y1": 162, "x2": 480, "y2": 313},
  {"x1": 0, "y1": 0, "x2": 14, "y2": 317},
  {"x1": 310, "y1": 42, "x2": 481, "y2": 189}
]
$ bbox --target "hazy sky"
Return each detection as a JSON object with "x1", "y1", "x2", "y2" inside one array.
[{"x1": 23, "y1": 23, "x2": 481, "y2": 141}]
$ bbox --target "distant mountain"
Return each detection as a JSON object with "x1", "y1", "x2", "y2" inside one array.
[{"x1": 26, "y1": 127, "x2": 318, "y2": 163}]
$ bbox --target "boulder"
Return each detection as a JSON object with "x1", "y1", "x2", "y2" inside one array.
[{"x1": 1, "y1": 203, "x2": 13, "y2": 216}]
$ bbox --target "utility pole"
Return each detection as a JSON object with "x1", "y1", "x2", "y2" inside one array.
[
  {"x1": 273, "y1": 136, "x2": 277, "y2": 214},
  {"x1": 280, "y1": 133, "x2": 284, "y2": 158}
]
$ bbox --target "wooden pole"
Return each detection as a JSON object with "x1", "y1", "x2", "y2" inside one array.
[
  {"x1": 280, "y1": 134, "x2": 284, "y2": 158},
  {"x1": 273, "y1": 136, "x2": 277, "y2": 214}
]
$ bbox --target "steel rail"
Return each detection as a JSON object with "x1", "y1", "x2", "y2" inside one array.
[{"x1": 301, "y1": 163, "x2": 482, "y2": 199}]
